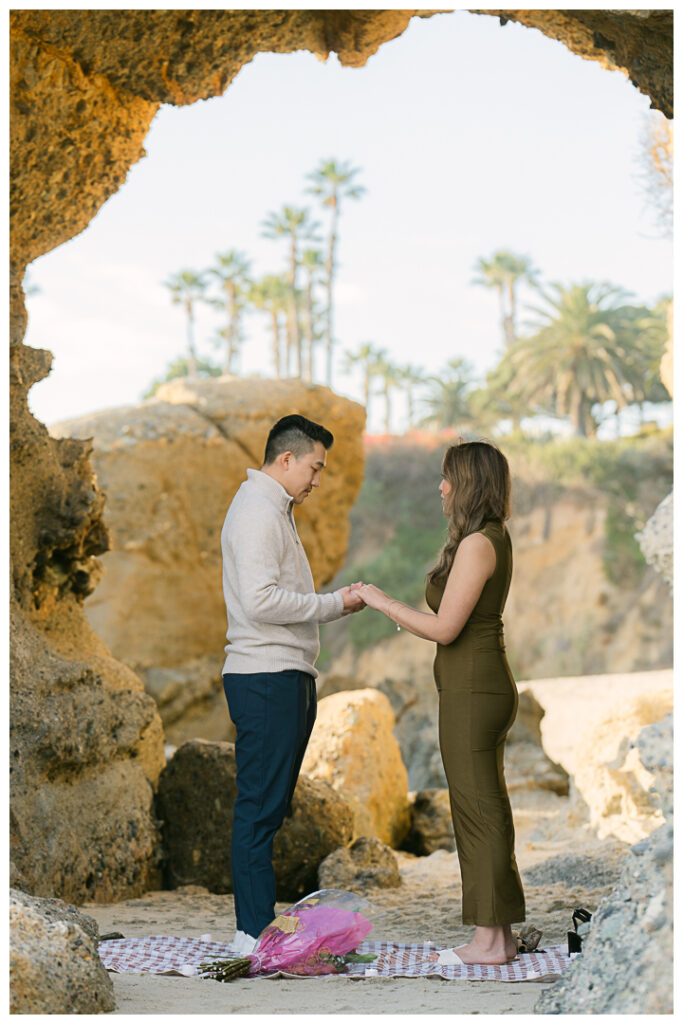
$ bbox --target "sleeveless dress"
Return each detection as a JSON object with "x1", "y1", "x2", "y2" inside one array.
[{"x1": 425, "y1": 519, "x2": 525, "y2": 927}]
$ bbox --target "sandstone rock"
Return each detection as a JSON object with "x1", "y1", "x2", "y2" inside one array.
[
  {"x1": 156, "y1": 739, "x2": 354, "y2": 901},
  {"x1": 636, "y1": 491, "x2": 673, "y2": 589},
  {"x1": 534, "y1": 716, "x2": 673, "y2": 1013},
  {"x1": 401, "y1": 790, "x2": 455, "y2": 857},
  {"x1": 318, "y1": 837, "x2": 402, "y2": 891},
  {"x1": 318, "y1": 631, "x2": 444, "y2": 791},
  {"x1": 505, "y1": 692, "x2": 569, "y2": 797},
  {"x1": 10, "y1": 888, "x2": 102, "y2": 944},
  {"x1": 10, "y1": 606, "x2": 164, "y2": 903},
  {"x1": 505, "y1": 492, "x2": 673, "y2": 680},
  {"x1": 144, "y1": 657, "x2": 235, "y2": 747},
  {"x1": 301, "y1": 689, "x2": 410, "y2": 847},
  {"x1": 9, "y1": 10, "x2": 672, "y2": 283},
  {"x1": 637, "y1": 713, "x2": 673, "y2": 820},
  {"x1": 52, "y1": 379, "x2": 365, "y2": 742},
  {"x1": 524, "y1": 672, "x2": 673, "y2": 843},
  {"x1": 10, "y1": 889, "x2": 115, "y2": 1014},
  {"x1": 535, "y1": 818, "x2": 673, "y2": 1013}
]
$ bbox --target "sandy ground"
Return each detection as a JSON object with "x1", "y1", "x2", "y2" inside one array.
[{"x1": 85, "y1": 792, "x2": 628, "y2": 1017}]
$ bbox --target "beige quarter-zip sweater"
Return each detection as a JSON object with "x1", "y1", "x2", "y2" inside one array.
[{"x1": 221, "y1": 468, "x2": 345, "y2": 678}]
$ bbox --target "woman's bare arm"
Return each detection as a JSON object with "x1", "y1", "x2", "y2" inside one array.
[{"x1": 357, "y1": 532, "x2": 496, "y2": 644}]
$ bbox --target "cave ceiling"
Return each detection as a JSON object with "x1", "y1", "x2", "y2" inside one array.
[{"x1": 10, "y1": 8, "x2": 673, "y2": 293}]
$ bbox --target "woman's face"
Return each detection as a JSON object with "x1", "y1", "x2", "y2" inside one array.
[{"x1": 439, "y1": 475, "x2": 452, "y2": 514}]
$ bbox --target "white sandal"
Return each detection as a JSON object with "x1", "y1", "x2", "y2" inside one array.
[{"x1": 436, "y1": 947, "x2": 466, "y2": 965}]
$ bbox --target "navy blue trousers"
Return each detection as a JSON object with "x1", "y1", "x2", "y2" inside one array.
[{"x1": 223, "y1": 669, "x2": 317, "y2": 938}]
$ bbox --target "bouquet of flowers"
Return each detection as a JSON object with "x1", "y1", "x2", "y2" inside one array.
[{"x1": 199, "y1": 889, "x2": 378, "y2": 981}]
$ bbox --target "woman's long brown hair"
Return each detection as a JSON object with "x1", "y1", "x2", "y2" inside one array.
[{"x1": 427, "y1": 439, "x2": 511, "y2": 583}]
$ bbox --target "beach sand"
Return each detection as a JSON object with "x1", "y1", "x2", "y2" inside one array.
[{"x1": 85, "y1": 799, "x2": 625, "y2": 1016}]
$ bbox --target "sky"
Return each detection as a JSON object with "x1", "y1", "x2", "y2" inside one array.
[{"x1": 23, "y1": 9, "x2": 673, "y2": 432}]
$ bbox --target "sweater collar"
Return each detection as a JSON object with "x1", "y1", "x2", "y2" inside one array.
[{"x1": 246, "y1": 467, "x2": 293, "y2": 513}]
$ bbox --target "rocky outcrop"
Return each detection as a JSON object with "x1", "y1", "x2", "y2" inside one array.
[
  {"x1": 145, "y1": 657, "x2": 235, "y2": 747},
  {"x1": 637, "y1": 491, "x2": 673, "y2": 590},
  {"x1": 535, "y1": 715, "x2": 673, "y2": 1014},
  {"x1": 505, "y1": 691, "x2": 569, "y2": 797},
  {"x1": 524, "y1": 671, "x2": 673, "y2": 844},
  {"x1": 10, "y1": 323, "x2": 166, "y2": 900},
  {"x1": 9, "y1": 11, "x2": 671, "y2": 276},
  {"x1": 10, "y1": 603, "x2": 164, "y2": 903},
  {"x1": 156, "y1": 739, "x2": 354, "y2": 901},
  {"x1": 401, "y1": 790, "x2": 455, "y2": 857},
  {"x1": 301, "y1": 689, "x2": 411, "y2": 848},
  {"x1": 318, "y1": 837, "x2": 402, "y2": 891},
  {"x1": 10, "y1": 888, "x2": 115, "y2": 1014},
  {"x1": 52, "y1": 378, "x2": 365, "y2": 736}
]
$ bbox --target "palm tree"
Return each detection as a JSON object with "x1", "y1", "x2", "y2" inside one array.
[
  {"x1": 306, "y1": 159, "x2": 366, "y2": 387},
  {"x1": 397, "y1": 363, "x2": 428, "y2": 431},
  {"x1": 342, "y1": 341, "x2": 382, "y2": 421},
  {"x1": 372, "y1": 349, "x2": 403, "y2": 434},
  {"x1": 473, "y1": 250, "x2": 537, "y2": 348},
  {"x1": 420, "y1": 358, "x2": 476, "y2": 432},
  {"x1": 163, "y1": 269, "x2": 207, "y2": 377},
  {"x1": 507, "y1": 281, "x2": 665, "y2": 437},
  {"x1": 262, "y1": 205, "x2": 320, "y2": 377},
  {"x1": 206, "y1": 250, "x2": 252, "y2": 374},
  {"x1": 249, "y1": 274, "x2": 290, "y2": 379},
  {"x1": 300, "y1": 247, "x2": 325, "y2": 382}
]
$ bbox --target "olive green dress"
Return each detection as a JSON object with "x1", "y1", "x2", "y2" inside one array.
[{"x1": 425, "y1": 519, "x2": 525, "y2": 927}]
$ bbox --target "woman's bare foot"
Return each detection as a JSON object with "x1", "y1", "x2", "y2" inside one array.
[{"x1": 451, "y1": 924, "x2": 518, "y2": 965}]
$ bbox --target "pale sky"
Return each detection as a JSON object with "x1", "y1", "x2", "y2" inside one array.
[{"x1": 23, "y1": 9, "x2": 672, "y2": 432}]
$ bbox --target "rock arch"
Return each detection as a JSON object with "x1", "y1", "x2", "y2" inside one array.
[{"x1": 9, "y1": 9, "x2": 673, "y2": 901}]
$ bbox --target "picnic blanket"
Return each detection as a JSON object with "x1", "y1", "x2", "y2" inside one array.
[{"x1": 99, "y1": 935, "x2": 570, "y2": 983}]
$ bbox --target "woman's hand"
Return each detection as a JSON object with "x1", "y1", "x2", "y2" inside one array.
[{"x1": 356, "y1": 583, "x2": 391, "y2": 613}]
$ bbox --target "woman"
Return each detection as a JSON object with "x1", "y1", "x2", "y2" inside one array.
[{"x1": 357, "y1": 439, "x2": 525, "y2": 965}]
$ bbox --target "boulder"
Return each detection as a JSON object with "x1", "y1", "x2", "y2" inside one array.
[
  {"x1": 401, "y1": 789, "x2": 455, "y2": 857},
  {"x1": 505, "y1": 691, "x2": 569, "y2": 797},
  {"x1": 144, "y1": 656, "x2": 235, "y2": 747},
  {"x1": 52, "y1": 378, "x2": 365, "y2": 743},
  {"x1": 301, "y1": 689, "x2": 410, "y2": 847},
  {"x1": 318, "y1": 837, "x2": 402, "y2": 891},
  {"x1": 10, "y1": 888, "x2": 115, "y2": 1014},
  {"x1": 10, "y1": 607, "x2": 164, "y2": 903},
  {"x1": 523, "y1": 671, "x2": 673, "y2": 843},
  {"x1": 535, "y1": 714, "x2": 673, "y2": 1013},
  {"x1": 156, "y1": 739, "x2": 354, "y2": 901}
]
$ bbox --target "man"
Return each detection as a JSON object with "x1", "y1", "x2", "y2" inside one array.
[{"x1": 221, "y1": 413, "x2": 364, "y2": 952}]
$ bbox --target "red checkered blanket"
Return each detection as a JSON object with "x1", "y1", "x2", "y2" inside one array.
[{"x1": 99, "y1": 935, "x2": 570, "y2": 982}]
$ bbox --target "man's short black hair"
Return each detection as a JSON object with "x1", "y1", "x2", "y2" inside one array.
[{"x1": 263, "y1": 414, "x2": 334, "y2": 465}]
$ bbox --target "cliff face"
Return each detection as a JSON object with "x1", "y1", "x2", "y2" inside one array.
[{"x1": 9, "y1": 10, "x2": 673, "y2": 902}]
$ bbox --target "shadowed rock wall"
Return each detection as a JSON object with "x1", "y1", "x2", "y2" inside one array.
[{"x1": 9, "y1": 9, "x2": 673, "y2": 903}]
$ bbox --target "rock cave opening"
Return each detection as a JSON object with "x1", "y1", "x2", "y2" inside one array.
[{"x1": 10, "y1": 8, "x2": 673, "y2": 914}]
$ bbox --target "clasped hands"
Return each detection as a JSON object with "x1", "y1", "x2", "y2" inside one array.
[{"x1": 339, "y1": 581, "x2": 391, "y2": 616}]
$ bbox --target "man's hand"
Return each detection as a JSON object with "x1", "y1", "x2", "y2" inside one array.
[{"x1": 339, "y1": 582, "x2": 366, "y2": 616}]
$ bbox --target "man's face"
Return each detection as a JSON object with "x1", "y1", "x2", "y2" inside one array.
[{"x1": 282, "y1": 441, "x2": 328, "y2": 504}]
